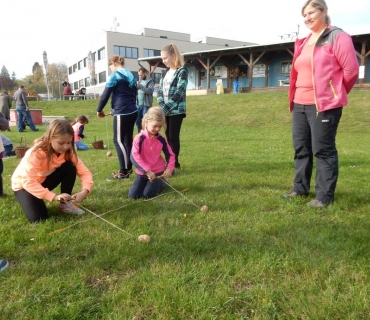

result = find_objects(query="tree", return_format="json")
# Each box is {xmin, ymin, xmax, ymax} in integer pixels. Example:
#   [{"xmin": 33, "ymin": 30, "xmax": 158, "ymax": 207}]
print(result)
[
  {"xmin": 32, "ymin": 62, "xmax": 41, "ymax": 74},
  {"xmin": 48, "ymin": 63, "xmax": 68, "ymax": 99},
  {"xmin": 0, "ymin": 65, "xmax": 15, "ymax": 91}
]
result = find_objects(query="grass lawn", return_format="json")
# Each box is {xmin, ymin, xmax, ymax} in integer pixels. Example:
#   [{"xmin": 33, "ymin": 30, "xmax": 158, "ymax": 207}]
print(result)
[{"xmin": 1, "ymin": 90, "xmax": 370, "ymax": 319}]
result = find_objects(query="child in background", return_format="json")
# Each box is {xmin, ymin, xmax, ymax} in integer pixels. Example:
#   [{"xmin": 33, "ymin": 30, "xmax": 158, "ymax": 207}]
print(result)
[
  {"xmin": 72, "ymin": 115, "xmax": 89, "ymax": 150},
  {"xmin": 11, "ymin": 119, "xmax": 93, "ymax": 223},
  {"xmin": 129, "ymin": 107, "xmax": 175, "ymax": 199},
  {"xmin": 0, "ymin": 134, "xmax": 16, "ymax": 156}
]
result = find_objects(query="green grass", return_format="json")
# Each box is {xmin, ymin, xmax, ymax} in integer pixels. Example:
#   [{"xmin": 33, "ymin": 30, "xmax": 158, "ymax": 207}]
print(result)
[{"xmin": 1, "ymin": 91, "xmax": 370, "ymax": 319}]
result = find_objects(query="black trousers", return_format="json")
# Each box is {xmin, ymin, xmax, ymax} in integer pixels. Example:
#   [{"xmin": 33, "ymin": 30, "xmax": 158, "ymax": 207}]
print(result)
[
  {"xmin": 291, "ymin": 104, "xmax": 342, "ymax": 203},
  {"xmin": 14, "ymin": 162, "xmax": 77, "ymax": 222},
  {"xmin": 113, "ymin": 113, "xmax": 137, "ymax": 174},
  {"xmin": 0, "ymin": 159, "xmax": 3, "ymax": 194},
  {"xmin": 165, "ymin": 114, "xmax": 185, "ymax": 168}
]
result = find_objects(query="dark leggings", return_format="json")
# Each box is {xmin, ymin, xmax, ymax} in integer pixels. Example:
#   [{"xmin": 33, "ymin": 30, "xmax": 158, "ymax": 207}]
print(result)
[
  {"xmin": 0, "ymin": 159, "xmax": 3, "ymax": 194},
  {"xmin": 14, "ymin": 162, "xmax": 77, "ymax": 223},
  {"xmin": 113, "ymin": 113, "xmax": 137, "ymax": 174},
  {"xmin": 165, "ymin": 114, "xmax": 184, "ymax": 168}
]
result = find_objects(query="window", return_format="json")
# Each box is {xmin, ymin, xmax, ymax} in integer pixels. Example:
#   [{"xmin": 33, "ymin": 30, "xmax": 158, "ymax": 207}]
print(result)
[
  {"xmin": 79, "ymin": 79, "xmax": 84, "ymax": 87},
  {"xmin": 98, "ymin": 47, "xmax": 106, "ymax": 60},
  {"xmin": 78, "ymin": 60, "xmax": 82, "ymax": 70},
  {"xmin": 144, "ymin": 49, "xmax": 161, "ymax": 58},
  {"xmin": 281, "ymin": 61, "xmax": 292, "ymax": 75},
  {"xmin": 85, "ymin": 77, "xmax": 90, "ymax": 87},
  {"xmin": 83, "ymin": 58, "xmax": 87, "ymax": 68},
  {"xmin": 68, "ymin": 66, "xmax": 72, "ymax": 75},
  {"xmin": 151, "ymin": 73, "xmax": 161, "ymax": 84},
  {"xmin": 98, "ymin": 71, "xmax": 106, "ymax": 83},
  {"xmin": 132, "ymin": 71, "xmax": 138, "ymax": 80},
  {"xmin": 113, "ymin": 46, "xmax": 138, "ymax": 59},
  {"xmin": 73, "ymin": 81, "xmax": 78, "ymax": 90},
  {"xmin": 73, "ymin": 64, "xmax": 77, "ymax": 73}
]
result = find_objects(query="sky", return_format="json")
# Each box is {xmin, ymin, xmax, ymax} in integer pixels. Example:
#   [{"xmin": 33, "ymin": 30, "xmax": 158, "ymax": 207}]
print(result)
[{"xmin": 2, "ymin": 0, "xmax": 370, "ymax": 79}]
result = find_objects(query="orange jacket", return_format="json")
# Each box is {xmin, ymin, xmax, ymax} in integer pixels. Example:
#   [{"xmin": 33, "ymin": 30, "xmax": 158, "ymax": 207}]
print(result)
[{"xmin": 11, "ymin": 147, "xmax": 93, "ymax": 202}]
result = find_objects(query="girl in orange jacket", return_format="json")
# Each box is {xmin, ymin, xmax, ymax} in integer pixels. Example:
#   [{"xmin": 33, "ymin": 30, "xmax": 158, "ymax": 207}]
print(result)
[{"xmin": 12, "ymin": 119, "xmax": 93, "ymax": 222}]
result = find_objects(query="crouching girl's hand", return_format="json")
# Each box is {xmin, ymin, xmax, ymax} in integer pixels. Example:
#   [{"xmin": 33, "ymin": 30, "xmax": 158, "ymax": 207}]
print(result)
[
  {"xmin": 162, "ymin": 168, "xmax": 173, "ymax": 178},
  {"xmin": 72, "ymin": 189, "xmax": 89, "ymax": 203},
  {"xmin": 53, "ymin": 193, "xmax": 72, "ymax": 202}
]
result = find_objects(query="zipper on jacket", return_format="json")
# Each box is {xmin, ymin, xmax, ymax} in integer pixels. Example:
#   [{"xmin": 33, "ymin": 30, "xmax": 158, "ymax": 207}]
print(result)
[
  {"xmin": 310, "ymin": 42, "xmax": 319, "ymax": 118},
  {"xmin": 329, "ymin": 79, "xmax": 338, "ymax": 98},
  {"xmin": 310, "ymin": 28, "xmax": 328, "ymax": 118}
]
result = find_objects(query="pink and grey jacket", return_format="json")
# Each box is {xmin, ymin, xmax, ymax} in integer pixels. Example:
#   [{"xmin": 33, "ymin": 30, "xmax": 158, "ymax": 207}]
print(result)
[
  {"xmin": 289, "ymin": 26, "xmax": 359, "ymax": 113},
  {"xmin": 130, "ymin": 129, "xmax": 175, "ymax": 175}
]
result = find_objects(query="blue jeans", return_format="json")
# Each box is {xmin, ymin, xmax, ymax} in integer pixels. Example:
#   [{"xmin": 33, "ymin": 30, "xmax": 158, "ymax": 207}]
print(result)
[
  {"xmin": 3, "ymin": 144, "xmax": 15, "ymax": 156},
  {"xmin": 136, "ymin": 105, "xmax": 149, "ymax": 133},
  {"xmin": 16, "ymin": 105, "xmax": 37, "ymax": 132},
  {"xmin": 75, "ymin": 141, "xmax": 89, "ymax": 150},
  {"xmin": 128, "ymin": 173, "xmax": 166, "ymax": 199}
]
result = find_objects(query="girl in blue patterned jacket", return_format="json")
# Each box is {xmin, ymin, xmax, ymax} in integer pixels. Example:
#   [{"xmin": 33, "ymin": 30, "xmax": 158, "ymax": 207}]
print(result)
[
  {"xmin": 157, "ymin": 43, "xmax": 188, "ymax": 169},
  {"xmin": 96, "ymin": 55, "xmax": 138, "ymax": 180}
]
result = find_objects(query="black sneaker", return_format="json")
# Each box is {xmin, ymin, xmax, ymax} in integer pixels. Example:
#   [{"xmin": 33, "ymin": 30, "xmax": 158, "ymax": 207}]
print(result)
[{"xmin": 107, "ymin": 171, "xmax": 130, "ymax": 181}]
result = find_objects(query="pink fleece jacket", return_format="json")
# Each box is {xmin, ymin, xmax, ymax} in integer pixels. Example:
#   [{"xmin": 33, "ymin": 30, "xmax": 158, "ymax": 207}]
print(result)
[
  {"xmin": 131, "ymin": 129, "xmax": 175, "ymax": 175},
  {"xmin": 289, "ymin": 26, "xmax": 359, "ymax": 112}
]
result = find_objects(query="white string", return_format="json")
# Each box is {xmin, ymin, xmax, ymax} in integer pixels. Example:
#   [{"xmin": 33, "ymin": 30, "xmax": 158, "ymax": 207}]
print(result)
[
  {"xmin": 160, "ymin": 178, "xmax": 198, "ymax": 208},
  {"xmin": 50, "ymin": 191, "xmax": 176, "ymax": 235},
  {"xmin": 77, "ymin": 203, "xmax": 134, "ymax": 236}
]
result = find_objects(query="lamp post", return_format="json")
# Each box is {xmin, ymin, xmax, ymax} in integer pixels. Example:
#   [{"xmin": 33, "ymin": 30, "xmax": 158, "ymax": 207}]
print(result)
[{"xmin": 57, "ymin": 67, "xmax": 61, "ymax": 100}]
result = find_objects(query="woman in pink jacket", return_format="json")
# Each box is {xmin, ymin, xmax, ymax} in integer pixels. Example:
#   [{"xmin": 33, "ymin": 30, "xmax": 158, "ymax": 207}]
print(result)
[{"xmin": 282, "ymin": 0, "xmax": 359, "ymax": 208}]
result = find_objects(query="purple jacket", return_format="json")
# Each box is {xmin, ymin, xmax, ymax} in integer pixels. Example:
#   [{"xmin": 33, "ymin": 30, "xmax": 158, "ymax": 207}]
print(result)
[{"xmin": 289, "ymin": 26, "xmax": 359, "ymax": 113}]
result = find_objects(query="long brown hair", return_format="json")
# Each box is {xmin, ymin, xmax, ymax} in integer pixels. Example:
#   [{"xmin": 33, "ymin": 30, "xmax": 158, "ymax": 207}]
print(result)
[
  {"xmin": 31, "ymin": 119, "xmax": 77, "ymax": 168},
  {"xmin": 161, "ymin": 43, "xmax": 184, "ymax": 69}
]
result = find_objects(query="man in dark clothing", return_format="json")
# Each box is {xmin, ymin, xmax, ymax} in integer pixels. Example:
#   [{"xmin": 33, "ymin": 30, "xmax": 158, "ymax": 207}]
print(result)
[{"xmin": 13, "ymin": 85, "xmax": 39, "ymax": 132}]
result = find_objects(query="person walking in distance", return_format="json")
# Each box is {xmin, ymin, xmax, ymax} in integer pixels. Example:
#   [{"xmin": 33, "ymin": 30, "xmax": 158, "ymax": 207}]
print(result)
[{"xmin": 13, "ymin": 85, "xmax": 39, "ymax": 132}]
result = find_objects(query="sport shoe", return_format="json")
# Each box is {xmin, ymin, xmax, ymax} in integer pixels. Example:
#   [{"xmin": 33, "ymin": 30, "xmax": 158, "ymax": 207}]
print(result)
[
  {"xmin": 282, "ymin": 191, "xmax": 308, "ymax": 199},
  {"xmin": 107, "ymin": 171, "xmax": 130, "ymax": 181},
  {"xmin": 306, "ymin": 199, "xmax": 329, "ymax": 208},
  {"xmin": 59, "ymin": 201, "xmax": 85, "ymax": 215},
  {"xmin": 0, "ymin": 259, "xmax": 9, "ymax": 272}
]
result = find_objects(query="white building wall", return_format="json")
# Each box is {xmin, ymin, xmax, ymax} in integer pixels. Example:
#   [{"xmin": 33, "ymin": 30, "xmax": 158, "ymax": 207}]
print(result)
[{"xmin": 67, "ymin": 28, "xmax": 247, "ymax": 95}]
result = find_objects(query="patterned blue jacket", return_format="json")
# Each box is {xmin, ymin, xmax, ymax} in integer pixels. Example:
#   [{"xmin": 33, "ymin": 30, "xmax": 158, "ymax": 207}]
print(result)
[
  {"xmin": 97, "ymin": 68, "xmax": 137, "ymax": 115},
  {"xmin": 157, "ymin": 67, "xmax": 188, "ymax": 117}
]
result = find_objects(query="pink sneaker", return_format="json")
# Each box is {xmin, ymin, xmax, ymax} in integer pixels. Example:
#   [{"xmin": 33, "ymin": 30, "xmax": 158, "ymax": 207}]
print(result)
[{"xmin": 58, "ymin": 201, "xmax": 85, "ymax": 215}]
